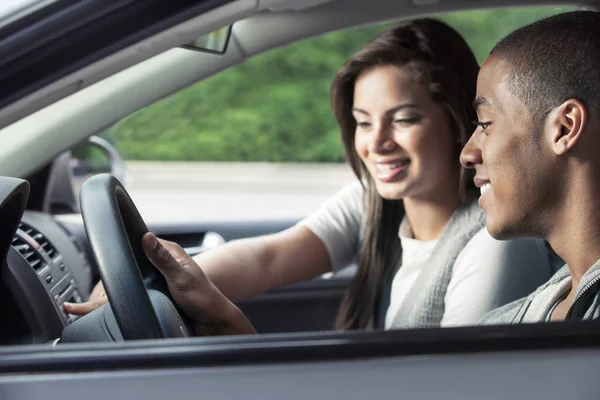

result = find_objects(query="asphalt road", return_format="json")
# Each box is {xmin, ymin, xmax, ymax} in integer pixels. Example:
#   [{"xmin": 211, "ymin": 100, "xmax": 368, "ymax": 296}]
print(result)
[{"xmin": 117, "ymin": 162, "xmax": 356, "ymax": 223}]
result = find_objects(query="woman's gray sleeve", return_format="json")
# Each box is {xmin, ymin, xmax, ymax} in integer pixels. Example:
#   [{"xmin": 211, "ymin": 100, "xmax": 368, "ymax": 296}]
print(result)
[{"xmin": 296, "ymin": 181, "xmax": 364, "ymax": 272}]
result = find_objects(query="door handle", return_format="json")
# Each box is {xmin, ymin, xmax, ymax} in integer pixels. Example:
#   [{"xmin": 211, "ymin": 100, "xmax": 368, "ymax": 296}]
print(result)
[{"xmin": 183, "ymin": 231, "xmax": 226, "ymax": 256}]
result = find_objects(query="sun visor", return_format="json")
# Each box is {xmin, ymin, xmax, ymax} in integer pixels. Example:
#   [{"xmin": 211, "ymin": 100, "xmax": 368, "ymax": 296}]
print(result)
[{"xmin": 260, "ymin": 0, "xmax": 338, "ymax": 12}]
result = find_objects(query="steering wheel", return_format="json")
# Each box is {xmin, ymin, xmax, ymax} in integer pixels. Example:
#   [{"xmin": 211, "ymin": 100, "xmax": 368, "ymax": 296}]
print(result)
[{"xmin": 63, "ymin": 173, "xmax": 192, "ymax": 341}]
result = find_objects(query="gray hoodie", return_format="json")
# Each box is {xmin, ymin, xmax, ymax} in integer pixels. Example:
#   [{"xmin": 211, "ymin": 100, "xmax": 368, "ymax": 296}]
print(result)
[{"xmin": 480, "ymin": 259, "xmax": 600, "ymax": 324}]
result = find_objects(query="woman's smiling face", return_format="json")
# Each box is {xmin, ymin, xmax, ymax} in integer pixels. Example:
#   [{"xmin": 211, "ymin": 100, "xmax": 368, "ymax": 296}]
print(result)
[{"xmin": 353, "ymin": 64, "xmax": 459, "ymax": 201}]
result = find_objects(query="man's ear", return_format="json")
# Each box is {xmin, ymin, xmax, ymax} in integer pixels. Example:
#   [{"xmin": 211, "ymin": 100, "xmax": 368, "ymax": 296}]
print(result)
[{"xmin": 549, "ymin": 99, "xmax": 588, "ymax": 156}]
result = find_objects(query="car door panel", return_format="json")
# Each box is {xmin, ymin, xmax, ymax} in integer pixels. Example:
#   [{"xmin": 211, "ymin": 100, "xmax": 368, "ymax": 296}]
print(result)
[
  {"xmin": 151, "ymin": 219, "xmax": 299, "ymax": 243},
  {"xmin": 2, "ymin": 323, "xmax": 599, "ymax": 400},
  {"xmin": 236, "ymin": 275, "xmax": 352, "ymax": 333},
  {"xmin": 3, "ymin": 350, "xmax": 597, "ymax": 400}
]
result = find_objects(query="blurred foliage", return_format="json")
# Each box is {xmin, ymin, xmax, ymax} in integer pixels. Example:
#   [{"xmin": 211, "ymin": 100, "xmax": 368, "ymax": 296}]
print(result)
[
  {"xmin": 71, "ymin": 142, "xmax": 112, "ymax": 170},
  {"xmin": 104, "ymin": 6, "xmax": 576, "ymax": 162}
]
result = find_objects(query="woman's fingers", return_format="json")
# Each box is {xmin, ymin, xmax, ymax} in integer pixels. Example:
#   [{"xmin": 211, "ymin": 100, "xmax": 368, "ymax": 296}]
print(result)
[
  {"xmin": 63, "ymin": 293, "xmax": 107, "ymax": 315},
  {"xmin": 89, "ymin": 280, "xmax": 106, "ymax": 299},
  {"xmin": 63, "ymin": 280, "xmax": 107, "ymax": 315}
]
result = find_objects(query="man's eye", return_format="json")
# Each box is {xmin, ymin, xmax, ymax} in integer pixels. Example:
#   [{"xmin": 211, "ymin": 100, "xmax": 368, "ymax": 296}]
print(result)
[{"xmin": 472, "ymin": 120, "xmax": 492, "ymax": 131}]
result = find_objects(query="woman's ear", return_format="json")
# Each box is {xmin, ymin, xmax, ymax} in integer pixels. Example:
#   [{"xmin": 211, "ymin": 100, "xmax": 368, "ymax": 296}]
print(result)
[{"xmin": 549, "ymin": 99, "xmax": 588, "ymax": 156}]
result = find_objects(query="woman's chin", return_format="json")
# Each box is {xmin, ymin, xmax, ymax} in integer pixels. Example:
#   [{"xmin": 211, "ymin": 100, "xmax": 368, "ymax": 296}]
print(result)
[{"xmin": 374, "ymin": 181, "xmax": 407, "ymax": 200}]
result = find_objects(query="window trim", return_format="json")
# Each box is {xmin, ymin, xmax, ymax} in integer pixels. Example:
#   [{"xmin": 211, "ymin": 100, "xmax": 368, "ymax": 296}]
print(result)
[{"xmin": 1, "ymin": 321, "xmax": 600, "ymax": 374}]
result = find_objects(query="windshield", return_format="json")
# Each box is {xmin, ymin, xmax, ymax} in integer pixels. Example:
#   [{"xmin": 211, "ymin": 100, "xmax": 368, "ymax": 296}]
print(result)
[{"xmin": 0, "ymin": 0, "xmax": 58, "ymax": 27}]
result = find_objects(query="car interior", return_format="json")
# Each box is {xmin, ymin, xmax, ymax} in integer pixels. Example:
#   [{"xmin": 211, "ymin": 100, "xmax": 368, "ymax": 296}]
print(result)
[{"xmin": 1, "ymin": 0, "xmax": 600, "ymax": 398}]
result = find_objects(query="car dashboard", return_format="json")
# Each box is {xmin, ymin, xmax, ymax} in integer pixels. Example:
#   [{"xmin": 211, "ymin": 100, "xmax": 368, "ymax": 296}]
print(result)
[{"xmin": 1, "ymin": 210, "xmax": 93, "ymax": 345}]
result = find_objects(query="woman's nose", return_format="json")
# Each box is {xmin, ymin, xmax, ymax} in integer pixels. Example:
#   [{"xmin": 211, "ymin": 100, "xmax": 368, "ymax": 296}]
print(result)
[{"xmin": 368, "ymin": 125, "xmax": 396, "ymax": 153}]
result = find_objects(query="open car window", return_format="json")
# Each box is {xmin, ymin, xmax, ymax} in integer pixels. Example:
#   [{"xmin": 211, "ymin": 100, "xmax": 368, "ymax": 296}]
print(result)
[{"xmin": 76, "ymin": 6, "xmax": 576, "ymax": 223}]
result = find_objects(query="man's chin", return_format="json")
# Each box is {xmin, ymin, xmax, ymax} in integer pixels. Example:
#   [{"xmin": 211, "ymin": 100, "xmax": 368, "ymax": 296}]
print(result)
[
  {"xmin": 484, "ymin": 213, "xmax": 506, "ymax": 238},
  {"xmin": 485, "ymin": 216, "xmax": 528, "ymax": 241}
]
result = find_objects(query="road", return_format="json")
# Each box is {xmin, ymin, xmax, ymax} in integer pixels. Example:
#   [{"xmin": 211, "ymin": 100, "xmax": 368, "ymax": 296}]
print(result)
[{"xmin": 117, "ymin": 162, "xmax": 356, "ymax": 223}]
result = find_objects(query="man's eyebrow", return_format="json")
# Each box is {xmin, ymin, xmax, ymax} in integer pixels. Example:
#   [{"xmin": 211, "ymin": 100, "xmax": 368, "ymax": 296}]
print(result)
[
  {"xmin": 352, "ymin": 103, "xmax": 419, "ymax": 115},
  {"xmin": 473, "ymin": 97, "xmax": 491, "ymax": 112}
]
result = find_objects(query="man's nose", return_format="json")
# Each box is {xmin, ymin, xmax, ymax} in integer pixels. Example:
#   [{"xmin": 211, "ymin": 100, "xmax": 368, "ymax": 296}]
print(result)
[{"xmin": 460, "ymin": 133, "xmax": 482, "ymax": 169}]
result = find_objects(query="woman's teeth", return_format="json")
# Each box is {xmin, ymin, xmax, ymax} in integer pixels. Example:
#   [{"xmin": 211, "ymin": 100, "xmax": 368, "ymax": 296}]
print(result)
[
  {"xmin": 378, "ymin": 163, "xmax": 401, "ymax": 171},
  {"xmin": 480, "ymin": 183, "xmax": 491, "ymax": 196},
  {"xmin": 376, "ymin": 160, "xmax": 410, "ymax": 171}
]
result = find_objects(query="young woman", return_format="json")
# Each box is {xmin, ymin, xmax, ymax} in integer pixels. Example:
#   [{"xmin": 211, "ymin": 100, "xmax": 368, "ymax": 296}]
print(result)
[{"xmin": 67, "ymin": 19, "xmax": 554, "ymax": 333}]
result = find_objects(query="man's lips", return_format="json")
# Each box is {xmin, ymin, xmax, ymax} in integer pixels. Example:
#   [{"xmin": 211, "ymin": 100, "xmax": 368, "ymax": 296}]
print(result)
[
  {"xmin": 479, "ymin": 182, "xmax": 491, "ymax": 196},
  {"xmin": 473, "ymin": 177, "xmax": 491, "ymax": 188},
  {"xmin": 474, "ymin": 177, "xmax": 491, "ymax": 207}
]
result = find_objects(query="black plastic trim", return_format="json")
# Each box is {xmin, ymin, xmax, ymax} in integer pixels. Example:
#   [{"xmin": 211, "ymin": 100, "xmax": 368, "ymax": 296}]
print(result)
[
  {"xmin": 0, "ymin": 178, "xmax": 29, "ymax": 264},
  {"xmin": 262, "ymin": 274, "xmax": 350, "ymax": 294},
  {"xmin": 2, "ymin": 320, "xmax": 600, "ymax": 373},
  {"xmin": 0, "ymin": 0, "xmax": 82, "ymax": 41},
  {"xmin": 3, "ymin": 248, "xmax": 64, "ymax": 343},
  {"xmin": 0, "ymin": 0, "xmax": 233, "ymax": 110}
]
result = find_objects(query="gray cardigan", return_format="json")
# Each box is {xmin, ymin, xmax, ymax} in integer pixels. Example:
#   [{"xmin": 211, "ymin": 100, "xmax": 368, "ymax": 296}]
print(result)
[
  {"xmin": 480, "ymin": 259, "xmax": 600, "ymax": 324},
  {"xmin": 389, "ymin": 197, "xmax": 486, "ymax": 328}
]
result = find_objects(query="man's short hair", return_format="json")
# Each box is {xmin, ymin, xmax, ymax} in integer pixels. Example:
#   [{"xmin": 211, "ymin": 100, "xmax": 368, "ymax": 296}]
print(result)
[{"xmin": 490, "ymin": 11, "xmax": 600, "ymax": 125}]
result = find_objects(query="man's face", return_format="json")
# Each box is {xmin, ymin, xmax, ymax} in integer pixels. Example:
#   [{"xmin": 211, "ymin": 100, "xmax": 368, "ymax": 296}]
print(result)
[{"xmin": 460, "ymin": 56, "xmax": 556, "ymax": 239}]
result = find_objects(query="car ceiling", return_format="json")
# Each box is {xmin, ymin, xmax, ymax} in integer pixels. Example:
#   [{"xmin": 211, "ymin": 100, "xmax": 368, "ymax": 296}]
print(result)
[{"xmin": 0, "ymin": 0, "xmax": 594, "ymax": 178}]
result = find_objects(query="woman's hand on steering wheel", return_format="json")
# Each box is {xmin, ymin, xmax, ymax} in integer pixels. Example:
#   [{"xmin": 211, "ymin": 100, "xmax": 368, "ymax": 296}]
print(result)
[
  {"xmin": 63, "ymin": 233, "xmax": 256, "ymax": 336},
  {"xmin": 64, "ymin": 280, "xmax": 108, "ymax": 315}
]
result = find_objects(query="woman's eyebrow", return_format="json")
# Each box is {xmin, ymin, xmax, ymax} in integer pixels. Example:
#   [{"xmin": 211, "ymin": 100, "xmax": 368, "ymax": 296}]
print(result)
[
  {"xmin": 351, "ymin": 107, "xmax": 369, "ymax": 115},
  {"xmin": 386, "ymin": 103, "xmax": 419, "ymax": 115},
  {"xmin": 352, "ymin": 103, "xmax": 419, "ymax": 115}
]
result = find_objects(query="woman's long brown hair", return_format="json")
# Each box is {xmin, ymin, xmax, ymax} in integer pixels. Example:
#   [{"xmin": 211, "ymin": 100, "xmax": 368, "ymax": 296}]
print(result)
[{"xmin": 331, "ymin": 19, "xmax": 479, "ymax": 330}]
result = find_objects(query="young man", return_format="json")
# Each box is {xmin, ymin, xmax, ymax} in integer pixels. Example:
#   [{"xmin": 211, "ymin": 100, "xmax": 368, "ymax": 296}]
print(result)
[{"xmin": 460, "ymin": 10, "xmax": 600, "ymax": 323}]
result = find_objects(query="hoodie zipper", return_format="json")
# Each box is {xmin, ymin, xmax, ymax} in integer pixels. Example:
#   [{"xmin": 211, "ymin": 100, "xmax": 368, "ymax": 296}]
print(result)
[
  {"xmin": 565, "ymin": 275, "xmax": 600, "ymax": 319},
  {"xmin": 510, "ymin": 272, "xmax": 572, "ymax": 323}
]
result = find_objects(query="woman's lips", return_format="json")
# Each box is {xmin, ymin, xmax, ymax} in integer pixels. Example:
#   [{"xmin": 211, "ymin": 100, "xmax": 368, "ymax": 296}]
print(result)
[{"xmin": 375, "ymin": 160, "xmax": 410, "ymax": 182}]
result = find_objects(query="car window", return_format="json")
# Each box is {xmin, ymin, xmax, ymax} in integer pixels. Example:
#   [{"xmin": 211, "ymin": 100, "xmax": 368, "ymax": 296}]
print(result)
[{"xmin": 72, "ymin": 5, "xmax": 576, "ymax": 224}]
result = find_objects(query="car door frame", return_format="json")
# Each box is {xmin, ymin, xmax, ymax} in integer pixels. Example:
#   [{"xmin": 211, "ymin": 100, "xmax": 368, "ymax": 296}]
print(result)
[{"xmin": 1, "ymin": 321, "xmax": 600, "ymax": 399}]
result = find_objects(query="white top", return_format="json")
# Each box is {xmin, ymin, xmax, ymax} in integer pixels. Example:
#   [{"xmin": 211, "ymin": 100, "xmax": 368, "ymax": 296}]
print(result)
[
  {"xmin": 298, "ymin": 181, "xmax": 554, "ymax": 328},
  {"xmin": 384, "ymin": 235, "xmax": 438, "ymax": 329}
]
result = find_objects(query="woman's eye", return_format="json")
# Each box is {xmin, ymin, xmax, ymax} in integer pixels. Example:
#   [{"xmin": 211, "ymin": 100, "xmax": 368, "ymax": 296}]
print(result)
[
  {"xmin": 394, "ymin": 117, "xmax": 419, "ymax": 126},
  {"xmin": 357, "ymin": 121, "xmax": 371, "ymax": 128}
]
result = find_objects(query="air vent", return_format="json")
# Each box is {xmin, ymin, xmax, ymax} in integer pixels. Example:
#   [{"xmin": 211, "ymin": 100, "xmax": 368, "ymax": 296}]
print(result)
[
  {"xmin": 11, "ymin": 235, "xmax": 45, "ymax": 271},
  {"xmin": 18, "ymin": 222, "xmax": 58, "ymax": 260}
]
